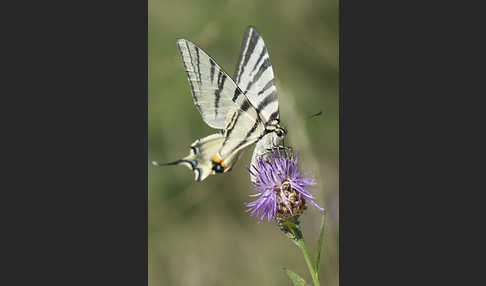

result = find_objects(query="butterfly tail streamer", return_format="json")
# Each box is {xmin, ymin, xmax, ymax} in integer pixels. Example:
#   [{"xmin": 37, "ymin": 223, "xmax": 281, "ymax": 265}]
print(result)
[
  {"xmin": 152, "ymin": 156, "xmax": 203, "ymax": 181},
  {"xmin": 152, "ymin": 133, "xmax": 232, "ymax": 182},
  {"xmin": 152, "ymin": 160, "xmax": 185, "ymax": 166}
]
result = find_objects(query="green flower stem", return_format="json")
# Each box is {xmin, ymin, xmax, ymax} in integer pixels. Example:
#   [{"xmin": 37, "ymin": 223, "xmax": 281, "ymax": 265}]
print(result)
[
  {"xmin": 279, "ymin": 218, "xmax": 321, "ymax": 286},
  {"xmin": 315, "ymin": 211, "xmax": 326, "ymax": 273},
  {"xmin": 297, "ymin": 238, "xmax": 320, "ymax": 286}
]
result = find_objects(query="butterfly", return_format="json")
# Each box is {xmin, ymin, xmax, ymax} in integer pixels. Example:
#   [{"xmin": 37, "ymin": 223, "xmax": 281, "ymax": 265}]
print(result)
[{"xmin": 152, "ymin": 26, "xmax": 286, "ymax": 182}]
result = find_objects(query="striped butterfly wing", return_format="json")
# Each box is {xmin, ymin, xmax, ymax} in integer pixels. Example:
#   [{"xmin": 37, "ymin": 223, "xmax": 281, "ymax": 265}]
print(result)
[
  {"xmin": 155, "ymin": 39, "xmax": 267, "ymax": 181},
  {"xmin": 177, "ymin": 38, "xmax": 266, "ymax": 156},
  {"xmin": 234, "ymin": 27, "xmax": 284, "ymax": 182},
  {"xmin": 153, "ymin": 133, "xmax": 244, "ymax": 182},
  {"xmin": 153, "ymin": 133, "xmax": 224, "ymax": 181},
  {"xmin": 217, "ymin": 98, "xmax": 267, "ymax": 162},
  {"xmin": 234, "ymin": 26, "xmax": 279, "ymax": 124},
  {"xmin": 249, "ymin": 132, "xmax": 284, "ymax": 182},
  {"xmin": 177, "ymin": 39, "xmax": 248, "ymax": 130}
]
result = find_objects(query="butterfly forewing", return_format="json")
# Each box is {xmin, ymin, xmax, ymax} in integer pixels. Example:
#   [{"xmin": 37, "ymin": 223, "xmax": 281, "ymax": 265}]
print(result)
[
  {"xmin": 177, "ymin": 39, "xmax": 258, "ymax": 130},
  {"xmin": 234, "ymin": 26, "xmax": 279, "ymax": 124}
]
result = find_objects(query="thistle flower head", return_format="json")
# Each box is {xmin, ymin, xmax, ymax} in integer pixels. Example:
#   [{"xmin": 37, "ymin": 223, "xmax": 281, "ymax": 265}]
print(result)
[{"xmin": 246, "ymin": 147, "xmax": 323, "ymax": 223}]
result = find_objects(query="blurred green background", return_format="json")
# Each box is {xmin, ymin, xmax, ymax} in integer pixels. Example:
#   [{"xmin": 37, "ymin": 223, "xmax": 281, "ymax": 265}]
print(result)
[{"xmin": 149, "ymin": 0, "xmax": 338, "ymax": 285}]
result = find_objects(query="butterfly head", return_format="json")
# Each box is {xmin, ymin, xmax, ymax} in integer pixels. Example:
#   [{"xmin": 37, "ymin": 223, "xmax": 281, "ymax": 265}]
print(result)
[
  {"xmin": 266, "ymin": 120, "xmax": 287, "ymax": 138},
  {"xmin": 275, "ymin": 126, "xmax": 287, "ymax": 138}
]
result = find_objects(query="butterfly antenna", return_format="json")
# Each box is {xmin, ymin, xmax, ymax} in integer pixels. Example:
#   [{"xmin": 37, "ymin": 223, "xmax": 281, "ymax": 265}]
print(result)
[{"xmin": 308, "ymin": 109, "xmax": 323, "ymax": 119}]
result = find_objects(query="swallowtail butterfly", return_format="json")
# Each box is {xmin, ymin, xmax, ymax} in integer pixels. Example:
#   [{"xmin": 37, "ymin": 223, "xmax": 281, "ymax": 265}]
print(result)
[{"xmin": 153, "ymin": 26, "xmax": 286, "ymax": 182}]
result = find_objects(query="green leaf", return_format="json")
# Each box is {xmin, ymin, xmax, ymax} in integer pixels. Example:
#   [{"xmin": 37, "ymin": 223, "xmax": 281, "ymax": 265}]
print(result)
[
  {"xmin": 281, "ymin": 220, "xmax": 299, "ymax": 230},
  {"xmin": 284, "ymin": 268, "xmax": 308, "ymax": 286},
  {"xmin": 315, "ymin": 211, "xmax": 327, "ymax": 273}
]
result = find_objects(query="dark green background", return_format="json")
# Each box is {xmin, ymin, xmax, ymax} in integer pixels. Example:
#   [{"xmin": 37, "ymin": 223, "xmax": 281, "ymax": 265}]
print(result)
[{"xmin": 149, "ymin": 0, "xmax": 338, "ymax": 285}]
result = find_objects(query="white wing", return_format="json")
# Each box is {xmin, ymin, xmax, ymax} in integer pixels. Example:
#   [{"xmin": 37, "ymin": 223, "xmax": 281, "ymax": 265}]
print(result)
[
  {"xmin": 155, "ymin": 38, "xmax": 269, "ymax": 181},
  {"xmin": 153, "ymin": 133, "xmax": 246, "ymax": 182},
  {"xmin": 249, "ymin": 132, "xmax": 283, "ymax": 182},
  {"xmin": 177, "ymin": 39, "xmax": 247, "ymax": 129},
  {"xmin": 234, "ymin": 26, "xmax": 279, "ymax": 124},
  {"xmin": 218, "ymin": 102, "xmax": 266, "ymax": 161}
]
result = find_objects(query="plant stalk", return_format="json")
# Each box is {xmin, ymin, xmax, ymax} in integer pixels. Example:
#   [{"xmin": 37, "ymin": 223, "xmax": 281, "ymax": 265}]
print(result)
[{"xmin": 297, "ymin": 238, "xmax": 320, "ymax": 286}]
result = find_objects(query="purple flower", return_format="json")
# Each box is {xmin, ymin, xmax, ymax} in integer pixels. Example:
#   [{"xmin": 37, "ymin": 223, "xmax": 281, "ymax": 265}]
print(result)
[{"xmin": 246, "ymin": 148, "xmax": 324, "ymax": 223}]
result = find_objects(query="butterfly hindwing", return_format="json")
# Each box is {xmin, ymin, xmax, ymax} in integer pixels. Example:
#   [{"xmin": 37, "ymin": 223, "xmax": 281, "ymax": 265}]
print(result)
[
  {"xmin": 152, "ymin": 133, "xmax": 245, "ymax": 182},
  {"xmin": 217, "ymin": 97, "xmax": 266, "ymax": 162}
]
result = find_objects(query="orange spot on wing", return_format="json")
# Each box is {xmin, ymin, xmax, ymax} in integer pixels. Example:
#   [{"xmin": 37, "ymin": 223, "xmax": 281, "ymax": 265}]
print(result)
[
  {"xmin": 211, "ymin": 154, "xmax": 221, "ymax": 163},
  {"xmin": 211, "ymin": 154, "xmax": 227, "ymax": 169}
]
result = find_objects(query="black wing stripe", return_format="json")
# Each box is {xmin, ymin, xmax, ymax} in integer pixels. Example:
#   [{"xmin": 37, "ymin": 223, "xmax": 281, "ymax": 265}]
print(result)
[
  {"xmin": 185, "ymin": 41, "xmax": 197, "ymax": 79},
  {"xmin": 256, "ymin": 90, "xmax": 277, "ymax": 112},
  {"xmin": 233, "ymin": 119, "xmax": 261, "ymax": 151},
  {"xmin": 252, "ymin": 46, "xmax": 267, "ymax": 72},
  {"xmin": 232, "ymin": 88, "xmax": 242, "ymax": 102},
  {"xmin": 195, "ymin": 46, "xmax": 202, "ymax": 83},
  {"xmin": 214, "ymin": 71, "xmax": 227, "ymax": 117},
  {"xmin": 209, "ymin": 58, "xmax": 216, "ymax": 83},
  {"xmin": 236, "ymin": 29, "xmax": 259, "ymax": 85},
  {"xmin": 245, "ymin": 58, "xmax": 271, "ymax": 92},
  {"xmin": 258, "ymin": 79, "xmax": 275, "ymax": 96},
  {"xmin": 240, "ymin": 99, "xmax": 251, "ymax": 112},
  {"xmin": 268, "ymin": 110, "xmax": 279, "ymax": 122}
]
